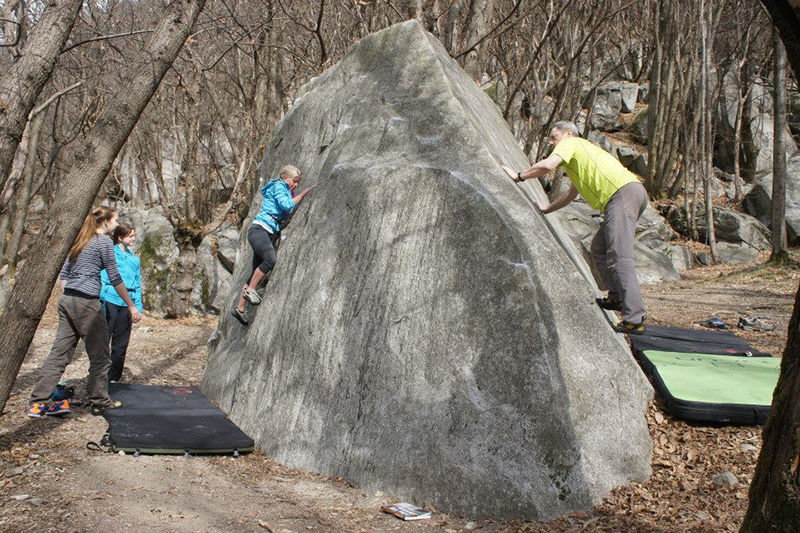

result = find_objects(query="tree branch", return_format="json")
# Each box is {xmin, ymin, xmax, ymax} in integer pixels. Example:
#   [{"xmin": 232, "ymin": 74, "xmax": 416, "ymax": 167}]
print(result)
[
  {"xmin": 29, "ymin": 81, "xmax": 82, "ymax": 119},
  {"xmin": 60, "ymin": 29, "xmax": 154, "ymax": 54}
]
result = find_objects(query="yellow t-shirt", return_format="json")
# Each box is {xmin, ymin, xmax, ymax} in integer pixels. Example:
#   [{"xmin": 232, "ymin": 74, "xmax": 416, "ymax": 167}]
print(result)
[{"xmin": 551, "ymin": 137, "xmax": 640, "ymax": 212}]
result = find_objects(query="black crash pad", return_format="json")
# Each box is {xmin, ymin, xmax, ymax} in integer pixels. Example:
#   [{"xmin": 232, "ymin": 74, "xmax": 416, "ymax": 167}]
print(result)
[
  {"xmin": 630, "ymin": 324, "xmax": 770, "ymax": 357},
  {"xmin": 104, "ymin": 383, "xmax": 254, "ymax": 455}
]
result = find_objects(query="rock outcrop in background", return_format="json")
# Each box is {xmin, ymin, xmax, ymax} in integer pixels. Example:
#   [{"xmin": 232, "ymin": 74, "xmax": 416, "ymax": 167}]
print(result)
[
  {"xmin": 744, "ymin": 155, "xmax": 800, "ymax": 245},
  {"xmin": 203, "ymin": 21, "xmax": 652, "ymax": 520}
]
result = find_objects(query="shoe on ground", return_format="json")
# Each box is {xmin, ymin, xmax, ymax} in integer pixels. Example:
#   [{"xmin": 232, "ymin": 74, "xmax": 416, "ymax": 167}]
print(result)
[
  {"xmin": 615, "ymin": 320, "xmax": 646, "ymax": 334},
  {"xmin": 45, "ymin": 399, "xmax": 71, "ymax": 416},
  {"xmin": 242, "ymin": 288, "xmax": 261, "ymax": 306},
  {"xmin": 699, "ymin": 315, "xmax": 727, "ymax": 329},
  {"xmin": 89, "ymin": 399, "xmax": 122, "ymax": 416},
  {"xmin": 27, "ymin": 402, "xmax": 49, "ymax": 418},
  {"xmin": 230, "ymin": 307, "xmax": 249, "ymax": 326},
  {"xmin": 596, "ymin": 296, "xmax": 623, "ymax": 311},
  {"xmin": 737, "ymin": 317, "xmax": 776, "ymax": 332}
]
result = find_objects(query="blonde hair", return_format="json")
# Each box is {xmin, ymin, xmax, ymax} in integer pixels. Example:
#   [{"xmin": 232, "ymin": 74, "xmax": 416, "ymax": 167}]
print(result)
[
  {"xmin": 69, "ymin": 206, "xmax": 116, "ymax": 261},
  {"xmin": 278, "ymin": 165, "xmax": 301, "ymax": 181}
]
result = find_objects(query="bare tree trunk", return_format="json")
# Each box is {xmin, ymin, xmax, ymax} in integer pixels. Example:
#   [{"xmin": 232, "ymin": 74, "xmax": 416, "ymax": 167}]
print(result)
[
  {"xmin": 4, "ymin": 113, "xmax": 44, "ymax": 270},
  {"xmin": 770, "ymin": 29, "xmax": 788, "ymax": 263},
  {"xmin": 732, "ymin": 86, "xmax": 745, "ymax": 202},
  {"xmin": 460, "ymin": 0, "xmax": 496, "ymax": 81},
  {"xmin": 701, "ymin": 0, "xmax": 717, "ymax": 263},
  {"xmin": 0, "ymin": 0, "xmax": 206, "ymax": 415},
  {"xmin": 0, "ymin": 0, "xmax": 83, "ymax": 192},
  {"xmin": 740, "ymin": 281, "xmax": 800, "ymax": 532},
  {"xmin": 0, "ymin": 209, "xmax": 9, "ymax": 262}
]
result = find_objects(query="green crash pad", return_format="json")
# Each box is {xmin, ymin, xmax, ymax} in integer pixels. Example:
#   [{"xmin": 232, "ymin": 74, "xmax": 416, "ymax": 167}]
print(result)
[{"xmin": 640, "ymin": 350, "xmax": 780, "ymax": 424}]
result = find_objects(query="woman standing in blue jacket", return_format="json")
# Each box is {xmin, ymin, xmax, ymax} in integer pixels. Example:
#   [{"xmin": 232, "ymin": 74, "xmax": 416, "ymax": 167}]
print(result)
[
  {"xmin": 231, "ymin": 164, "xmax": 312, "ymax": 326},
  {"xmin": 100, "ymin": 222, "xmax": 144, "ymax": 381}
]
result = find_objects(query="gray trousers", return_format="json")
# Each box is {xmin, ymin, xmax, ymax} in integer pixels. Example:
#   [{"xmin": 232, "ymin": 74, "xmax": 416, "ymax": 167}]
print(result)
[
  {"xmin": 591, "ymin": 182, "xmax": 648, "ymax": 323},
  {"xmin": 30, "ymin": 295, "xmax": 111, "ymax": 403}
]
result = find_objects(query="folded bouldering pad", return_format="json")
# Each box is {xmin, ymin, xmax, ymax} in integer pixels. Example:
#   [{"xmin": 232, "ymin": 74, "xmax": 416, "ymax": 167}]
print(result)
[
  {"xmin": 630, "ymin": 324, "xmax": 770, "ymax": 357},
  {"xmin": 629, "ymin": 326, "xmax": 779, "ymax": 425},
  {"xmin": 634, "ymin": 350, "xmax": 779, "ymax": 424},
  {"xmin": 104, "ymin": 383, "xmax": 254, "ymax": 455}
]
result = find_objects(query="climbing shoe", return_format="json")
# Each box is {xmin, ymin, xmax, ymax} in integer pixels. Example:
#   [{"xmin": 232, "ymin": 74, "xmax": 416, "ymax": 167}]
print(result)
[
  {"xmin": 615, "ymin": 320, "xmax": 646, "ymax": 334},
  {"xmin": 89, "ymin": 399, "xmax": 122, "ymax": 416},
  {"xmin": 596, "ymin": 296, "xmax": 623, "ymax": 311},
  {"xmin": 737, "ymin": 317, "xmax": 776, "ymax": 332},
  {"xmin": 242, "ymin": 288, "xmax": 261, "ymax": 306},
  {"xmin": 27, "ymin": 402, "xmax": 49, "ymax": 418},
  {"xmin": 45, "ymin": 399, "xmax": 71, "ymax": 416},
  {"xmin": 230, "ymin": 307, "xmax": 249, "ymax": 326}
]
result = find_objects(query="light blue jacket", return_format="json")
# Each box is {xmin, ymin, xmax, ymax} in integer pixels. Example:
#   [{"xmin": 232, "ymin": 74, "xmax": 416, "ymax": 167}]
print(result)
[
  {"xmin": 253, "ymin": 178, "xmax": 296, "ymax": 233},
  {"xmin": 100, "ymin": 245, "xmax": 143, "ymax": 312}
]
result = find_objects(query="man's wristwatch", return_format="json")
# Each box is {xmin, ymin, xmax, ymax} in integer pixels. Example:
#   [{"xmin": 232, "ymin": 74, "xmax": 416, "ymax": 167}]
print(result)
[{"xmin": 517, "ymin": 172, "xmax": 523, "ymax": 182}]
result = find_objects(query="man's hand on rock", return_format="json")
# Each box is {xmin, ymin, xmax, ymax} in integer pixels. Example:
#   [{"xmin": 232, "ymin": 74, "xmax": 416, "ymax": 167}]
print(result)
[{"xmin": 500, "ymin": 164, "xmax": 523, "ymax": 183}]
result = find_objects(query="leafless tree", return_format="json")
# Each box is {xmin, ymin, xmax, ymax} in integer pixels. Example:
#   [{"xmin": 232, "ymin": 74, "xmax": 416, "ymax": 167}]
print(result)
[
  {"xmin": 0, "ymin": 0, "xmax": 83, "ymax": 193},
  {"xmin": 0, "ymin": 0, "xmax": 207, "ymax": 414}
]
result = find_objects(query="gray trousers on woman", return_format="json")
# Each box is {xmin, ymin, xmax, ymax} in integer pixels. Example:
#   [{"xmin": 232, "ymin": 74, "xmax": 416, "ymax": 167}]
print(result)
[
  {"xmin": 30, "ymin": 294, "xmax": 111, "ymax": 404},
  {"xmin": 590, "ymin": 182, "xmax": 648, "ymax": 324}
]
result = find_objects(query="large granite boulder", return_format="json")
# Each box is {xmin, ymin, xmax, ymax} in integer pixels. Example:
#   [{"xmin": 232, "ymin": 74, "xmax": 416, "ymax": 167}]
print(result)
[
  {"xmin": 716, "ymin": 72, "xmax": 799, "ymax": 177},
  {"xmin": 668, "ymin": 205, "xmax": 771, "ymax": 250},
  {"xmin": 191, "ymin": 222, "xmax": 239, "ymax": 313},
  {"xmin": 630, "ymin": 108, "xmax": 649, "ymax": 144},
  {"xmin": 716, "ymin": 242, "xmax": 760, "ymax": 265},
  {"xmin": 616, "ymin": 144, "xmax": 649, "ymax": 178},
  {"xmin": 121, "ymin": 206, "xmax": 180, "ymax": 315},
  {"xmin": 202, "ymin": 21, "xmax": 652, "ymax": 521},
  {"xmin": 743, "ymin": 155, "xmax": 800, "ymax": 245},
  {"xmin": 587, "ymin": 129, "xmax": 615, "ymax": 154}
]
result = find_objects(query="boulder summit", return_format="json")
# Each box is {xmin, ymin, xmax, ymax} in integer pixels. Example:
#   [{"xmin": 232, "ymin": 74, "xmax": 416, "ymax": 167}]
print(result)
[{"xmin": 203, "ymin": 20, "xmax": 652, "ymax": 520}]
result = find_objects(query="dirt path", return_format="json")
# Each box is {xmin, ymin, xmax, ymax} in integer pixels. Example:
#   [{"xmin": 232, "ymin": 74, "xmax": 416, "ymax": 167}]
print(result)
[{"xmin": 1, "ymin": 262, "xmax": 797, "ymax": 532}]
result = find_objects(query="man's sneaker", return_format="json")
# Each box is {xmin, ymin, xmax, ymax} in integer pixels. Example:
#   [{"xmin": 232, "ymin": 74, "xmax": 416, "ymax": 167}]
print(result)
[
  {"xmin": 242, "ymin": 288, "xmax": 261, "ymax": 306},
  {"xmin": 45, "ymin": 399, "xmax": 70, "ymax": 416},
  {"xmin": 596, "ymin": 296, "xmax": 623, "ymax": 311},
  {"xmin": 27, "ymin": 402, "xmax": 48, "ymax": 418},
  {"xmin": 615, "ymin": 320, "xmax": 646, "ymax": 334},
  {"xmin": 230, "ymin": 307, "xmax": 249, "ymax": 326}
]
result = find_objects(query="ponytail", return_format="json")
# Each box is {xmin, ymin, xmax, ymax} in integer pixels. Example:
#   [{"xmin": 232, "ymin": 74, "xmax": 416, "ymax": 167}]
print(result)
[{"xmin": 69, "ymin": 206, "xmax": 116, "ymax": 262}]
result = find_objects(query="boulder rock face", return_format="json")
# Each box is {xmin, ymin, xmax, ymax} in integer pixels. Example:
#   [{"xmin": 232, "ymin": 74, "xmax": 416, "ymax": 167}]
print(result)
[
  {"xmin": 202, "ymin": 21, "xmax": 652, "ymax": 520},
  {"xmin": 124, "ymin": 207, "xmax": 180, "ymax": 314},
  {"xmin": 716, "ymin": 72, "xmax": 799, "ymax": 177},
  {"xmin": 743, "ymin": 155, "xmax": 800, "ymax": 245},
  {"xmin": 191, "ymin": 222, "xmax": 239, "ymax": 313},
  {"xmin": 716, "ymin": 242, "xmax": 759, "ymax": 265},
  {"xmin": 669, "ymin": 205, "xmax": 771, "ymax": 250}
]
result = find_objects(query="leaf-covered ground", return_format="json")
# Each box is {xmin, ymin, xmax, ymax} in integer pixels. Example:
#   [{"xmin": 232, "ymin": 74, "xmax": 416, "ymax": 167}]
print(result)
[{"xmin": 0, "ymin": 258, "xmax": 797, "ymax": 532}]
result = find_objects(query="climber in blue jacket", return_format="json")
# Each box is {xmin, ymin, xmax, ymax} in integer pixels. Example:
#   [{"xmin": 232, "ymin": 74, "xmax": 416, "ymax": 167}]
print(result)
[
  {"xmin": 100, "ymin": 222, "xmax": 144, "ymax": 381},
  {"xmin": 230, "ymin": 164, "xmax": 312, "ymax": 326}
]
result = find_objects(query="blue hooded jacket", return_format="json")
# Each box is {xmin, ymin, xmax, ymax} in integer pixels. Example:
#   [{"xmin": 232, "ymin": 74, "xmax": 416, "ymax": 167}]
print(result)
[
  {"xmin": 100, "ymin": 245, "xmax": 144, "ymax": 312},
  {"xmin": 253, "ymin": 178, "xmax": 296, "ymax": 233}
]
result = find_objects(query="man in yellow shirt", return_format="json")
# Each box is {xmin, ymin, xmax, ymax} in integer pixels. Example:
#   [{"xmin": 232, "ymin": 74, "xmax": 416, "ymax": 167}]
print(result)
[{"xmin": 503, "ymin": 121, "xmax": 649, "ymax": 333}]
